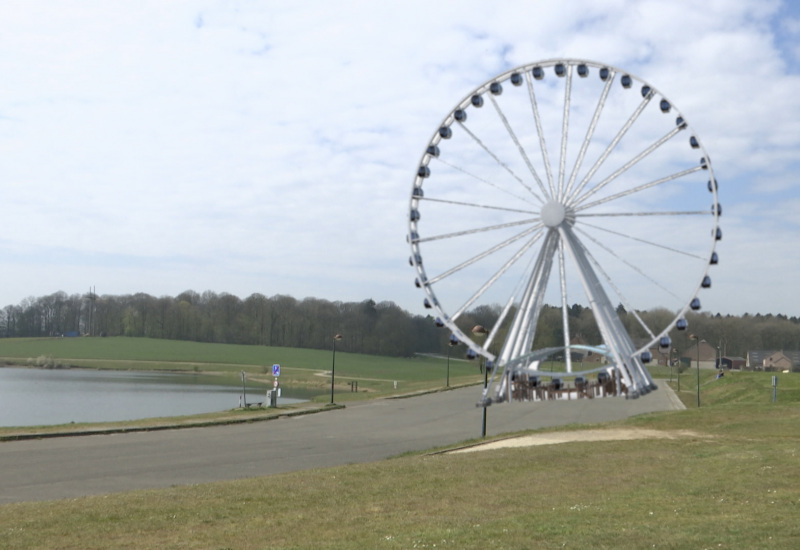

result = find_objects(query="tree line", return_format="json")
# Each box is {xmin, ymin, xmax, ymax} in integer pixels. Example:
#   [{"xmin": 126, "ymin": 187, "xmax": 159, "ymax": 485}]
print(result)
[
  {"xmin": 0, "ymin": 291, "xmax": 441, "ymax": 357},
  {"xmin": 1, "ymin": 290, "xmax": 799, "ymax": 359}
]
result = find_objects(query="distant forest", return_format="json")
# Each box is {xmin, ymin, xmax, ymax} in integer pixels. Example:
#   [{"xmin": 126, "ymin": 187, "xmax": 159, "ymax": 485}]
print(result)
[{"xmin": 2, "ymin": 290, "xmax": 799, "ymax": 358}]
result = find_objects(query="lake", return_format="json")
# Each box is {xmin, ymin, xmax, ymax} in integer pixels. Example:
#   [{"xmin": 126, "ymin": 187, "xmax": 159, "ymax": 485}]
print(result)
[{"xmin": 0, "ymin": 367, "xmax": 311, "ymax": 427}]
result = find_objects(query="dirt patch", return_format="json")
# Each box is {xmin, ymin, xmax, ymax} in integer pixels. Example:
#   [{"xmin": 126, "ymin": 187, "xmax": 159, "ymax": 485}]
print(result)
[{"xmin": 450, "ymin": 428, "xmax": 705, "ymax": 453}]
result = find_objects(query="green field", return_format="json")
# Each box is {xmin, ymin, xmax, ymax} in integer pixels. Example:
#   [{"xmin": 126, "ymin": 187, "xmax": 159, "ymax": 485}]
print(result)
[
  {"xmin": 1, "ymin": 338, "xmax": 799, "ymax": 548},
  {"xmin": 0, "ymin": 336, "xmax": 486, "ymax": 404}
]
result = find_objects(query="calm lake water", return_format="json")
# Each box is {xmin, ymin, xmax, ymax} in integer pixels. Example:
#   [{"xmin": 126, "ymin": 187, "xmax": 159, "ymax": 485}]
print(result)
[{"xmin": 0, "ymin": 367, "xmax": 310, "ymax": 427}]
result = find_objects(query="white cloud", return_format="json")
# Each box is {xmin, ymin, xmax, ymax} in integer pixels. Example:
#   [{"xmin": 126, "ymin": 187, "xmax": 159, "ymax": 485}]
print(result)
[{"xmin": 0, "ymin": 0, "xmax": 798, "ymax": 317}]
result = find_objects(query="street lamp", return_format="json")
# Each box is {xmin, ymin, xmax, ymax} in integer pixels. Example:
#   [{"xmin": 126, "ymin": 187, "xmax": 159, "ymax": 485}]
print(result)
[
  {"xmin": 446, "ymin": 334, "xmax": 459, "ymax": 387},
  {"xmin": 472, "ymin": 324, "xmax": 489, "ymax": 437},
  {"xmin": 331, "ymin": 333, "xmax": 342, "ymax": 404},
  {"xmin": 689, "ymin": 334, "xmax": 703, "ymax": 408},
  {"xmin": 669, "ymin": 348, "xmax": 675, "ymax": 383}
]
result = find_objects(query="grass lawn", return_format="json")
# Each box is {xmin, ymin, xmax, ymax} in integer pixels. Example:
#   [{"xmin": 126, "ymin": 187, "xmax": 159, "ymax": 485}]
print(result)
[
  {"xmin": 1, "ymin": 338, "xmax": 798, "ymax": 548},
  {"xmin": 0, "ymin": 336, "xmax": 486, "ymax": 405}
]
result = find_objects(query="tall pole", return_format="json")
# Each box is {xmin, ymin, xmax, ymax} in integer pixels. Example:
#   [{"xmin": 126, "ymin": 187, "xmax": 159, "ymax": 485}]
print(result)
[
  {"xmin": 447, "ymin": 336, "xmax": 459, "ymax": 387},
  {"xmin": 87, "ymin": 286, "xmax": 97, "ymax": 336},
  {"xmin": 446, "ymin": 344, "xmax": 451, "ymax": 388},
  {"xmin": 696, "ymin": 343, "xmax": 701, "ymax": 408},
  {"xmin": 482, "ymin": 359, "xmax": 489, "ymax": 437},
  {"xmin": 690, "ymin": 334, "xmax": 701, "ymax": 408},
  {"xmin": 471, "ymin": 324, "xmax": 489, "ymax": 437},
  {"xmin": 669, "ymin": 349, "xmax": 674, "ymax": 383},
  {"xmin": 331, "ymin": 334, "xmax": 342, "ymax": 404}
]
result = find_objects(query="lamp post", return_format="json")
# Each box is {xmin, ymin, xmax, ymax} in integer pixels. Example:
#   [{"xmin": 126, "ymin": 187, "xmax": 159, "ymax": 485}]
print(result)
[
  {"xmin": 669, "ymin": 348, "xmax": 675, "ymax": 383},
  {"xmin": 690, "ymin": 334, "xmax": 703, "ymax": 407},
  {"xmin": 446, "ymin": 335, "xmax": 458, "ymax": 387},
  {"xmin": 331, "ymin": 333, "xmax": 342, "ymax": 404},
  {"xmin": 241, "ymin": 370, "xmax": 247, "ymax": 408},
  {"xmin": 481, "ymin": 358, "xmax": 491, "ymax": 437},
  {"xmin": 472, "ymin": 325, "xmax": 489, "ymax": 437}
]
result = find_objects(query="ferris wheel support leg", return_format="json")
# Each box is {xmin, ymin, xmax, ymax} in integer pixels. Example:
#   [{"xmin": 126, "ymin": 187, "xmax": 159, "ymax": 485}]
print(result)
[
  {"xmin": 558, "ymin": 239, "xmax": 573, "ymax": 373},
  {"xmin": 559, "ymin": 226, "xmax": 655, "ymax": 397},
  {"xmin": 492, "ymin": 230, "xmax": 559, "ymax": 402}
]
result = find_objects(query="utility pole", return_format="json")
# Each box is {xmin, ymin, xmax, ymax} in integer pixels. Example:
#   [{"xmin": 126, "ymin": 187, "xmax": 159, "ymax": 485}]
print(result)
[
  {"xmin": 689, "ymin": 334, "xmax": 703, "ymax": 408},
  {"xmin": 87, "ymin": 286, "xmax": 97, "ymax": 336}
]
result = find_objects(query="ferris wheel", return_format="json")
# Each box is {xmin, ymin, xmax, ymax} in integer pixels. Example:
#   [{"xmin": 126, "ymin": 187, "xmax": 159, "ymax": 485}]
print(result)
[{"xmin": 407, "ymin": 59, "xmax": 720, "ymax": 404}]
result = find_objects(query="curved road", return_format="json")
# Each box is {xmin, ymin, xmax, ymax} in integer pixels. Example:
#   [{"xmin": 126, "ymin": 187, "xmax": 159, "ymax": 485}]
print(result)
[{"xmin": 0, "ymin": 385, "xmax": 683, "ymax": 503}]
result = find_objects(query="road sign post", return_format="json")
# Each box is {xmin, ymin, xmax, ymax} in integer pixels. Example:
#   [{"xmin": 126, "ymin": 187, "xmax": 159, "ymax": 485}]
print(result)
[
  {"xmin": 241, "ymin": 371, "xmax": 247, "ymax": 408},
  {"xmin": 269, "ymin": 364, "xmax": 280, "ymax": 408}
]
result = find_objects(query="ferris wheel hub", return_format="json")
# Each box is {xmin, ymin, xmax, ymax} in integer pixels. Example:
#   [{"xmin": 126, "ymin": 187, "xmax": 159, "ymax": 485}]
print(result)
[{"xmin": 541, "ymin": 201, "xmax": 566, "ymax": 228}]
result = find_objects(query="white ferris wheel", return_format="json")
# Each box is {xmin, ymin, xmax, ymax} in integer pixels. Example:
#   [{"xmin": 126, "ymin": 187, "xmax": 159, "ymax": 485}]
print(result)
[{"xmin": 407, "ymin": 59, "xmax": 720, "ymax": 404}]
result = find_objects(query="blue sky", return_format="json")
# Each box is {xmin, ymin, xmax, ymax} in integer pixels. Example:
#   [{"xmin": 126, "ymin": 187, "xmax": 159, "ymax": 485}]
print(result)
[{"xmin": 1, "ymin": 0, "xmax": 799, "ymax": 317}]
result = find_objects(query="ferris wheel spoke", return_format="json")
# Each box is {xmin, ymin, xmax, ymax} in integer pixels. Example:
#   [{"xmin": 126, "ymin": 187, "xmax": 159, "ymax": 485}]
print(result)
[
  {"xmin": 416, "ymin": 217, "xmax": 539, "ymax": 244},
  {"xmin": 563, "ymin": 70, "xmax": 616, "ymax": 201},
  {"xmin": 571, "ymin": 125, "xmax": 684, "ymax": 208},
  {"xmin": 483, "ymin": 292, "xmax": 516, "ymax": 358},
  {"xmin": 425, "ymin": 224, "xmax": 544, "ymax": 285},
  {"xmin": 565, "ymin": 225, "xmax": 656, "ymax": 384},
  {"xmin": 576, "ymin": 220, "xmax": 706, "ymax": 260},
  {"xmin": 434, "ymin": 158, "xmax": 540, "ymax": 208},
  {"xmin": 557, "ymin": 239, "xmax": 573, "ymax": 372},
  {"xmin": 456, "ymin": 121, "xmax": 544, "ymax": 203},
  {"xmin": 449, "ymin": 229, "xmax": 546, "ymax": 321},
  {"xmin": 576, "ymin": 234, "xmax": 659, "ymax": 342},
  {"xmin": 566, "ymin": 93, "xmax": 654, "ymax": 204},
  {"xmin": 525, "ymin": 71, "xmax": 556, "ymax": 198},
  {"xmin": 574, "ymin": 225, "xmax": 682, "ymax": 302},
  {"xmin": 577, "ymin": 210, "xmax": 710, "ymax": 217},
  {"xmin": 630, "ymin": 309, "xmax": 658, "ymax": 341},
  {"xmin": 557, "ymin": 64, "xmax": 573, "ymax": 201},
  {"xmin": 573, "ymin": 165, "xmax": 704, "ymax": 213},
  {"xmin": 487, "ymin": 94, "xmax": 549, "ymax": 203},
  {"xmin": 420, "ymin": 196, "xmax": 536, "ymax": 215}
]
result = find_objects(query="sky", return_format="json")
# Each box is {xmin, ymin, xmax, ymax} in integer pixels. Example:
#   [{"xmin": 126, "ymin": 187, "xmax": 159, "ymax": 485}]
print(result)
[{"xmin": 1, "ymin": 0, "xmax": 799, "ymax": 318}]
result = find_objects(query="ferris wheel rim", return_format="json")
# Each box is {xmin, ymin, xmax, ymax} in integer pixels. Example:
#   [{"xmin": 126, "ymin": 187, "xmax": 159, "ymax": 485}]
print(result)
[{"xmin": 408, "ymin": 58, "xmax": 720, "ymax": 378}]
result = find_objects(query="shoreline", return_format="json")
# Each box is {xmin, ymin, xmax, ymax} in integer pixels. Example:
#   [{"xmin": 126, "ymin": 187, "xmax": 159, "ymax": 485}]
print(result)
[{"xmin": 0, "ymin": 401, "xmax": 344, "ymax": 442}]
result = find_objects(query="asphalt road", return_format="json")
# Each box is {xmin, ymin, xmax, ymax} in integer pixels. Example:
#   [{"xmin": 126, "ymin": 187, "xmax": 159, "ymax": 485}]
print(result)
[{"xmin": 0, "ymin": 384, "xmax": 683, "ymax": 503}]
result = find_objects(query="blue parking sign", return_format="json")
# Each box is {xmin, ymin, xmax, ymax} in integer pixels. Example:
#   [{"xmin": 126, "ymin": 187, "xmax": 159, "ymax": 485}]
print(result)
[{"xmin": 272, "ymin": 364, "xmax": 280, "ymax": 377}]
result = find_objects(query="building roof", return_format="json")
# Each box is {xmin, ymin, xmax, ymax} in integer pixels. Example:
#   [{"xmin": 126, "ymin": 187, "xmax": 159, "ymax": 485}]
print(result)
[
  {"xmin": 682, "ymin": 340, "xmax": 718, "ymax": 361},
  {"xmin": 747, "ymin": 350, "xmax": 800, "ymax": 367}
]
